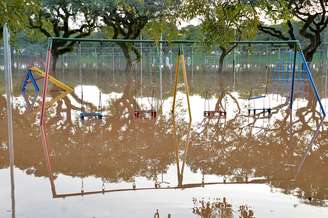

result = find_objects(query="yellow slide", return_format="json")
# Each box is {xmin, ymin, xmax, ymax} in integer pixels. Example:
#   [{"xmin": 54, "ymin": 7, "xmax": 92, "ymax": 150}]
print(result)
[{"xmin": 30, "ymin": 67, "xmax": 74, "ymax": 92}]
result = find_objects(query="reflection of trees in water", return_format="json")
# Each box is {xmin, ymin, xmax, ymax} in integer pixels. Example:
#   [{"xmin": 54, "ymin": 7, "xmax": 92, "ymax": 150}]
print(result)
[
  {"xmin": 46, "ymin": 80, "xmax": 180, "ymax": 182},
  {"xmin": 1, "ymin": 81, "xmax": 328, "ymax": 205},
  {"xmin": 188, "ymin": 91, "xmax": 328, "ymax": 205},
  {"xmin": 192, "ymin": 197, "xmax": 254, "ymax": 218},
  {"xmin": 0, "ymin": 81, "xmax": 178, "ymax": 182}
]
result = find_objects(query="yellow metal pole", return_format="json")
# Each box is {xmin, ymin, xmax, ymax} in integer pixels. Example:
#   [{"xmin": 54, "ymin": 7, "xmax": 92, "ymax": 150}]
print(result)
[
  {"xmin": 171, "ymin": 55, "xmax": 180, "ymax": 113},
  {"xmin": 180, "ymin": 55, "xmax": 192, "ymax": 122},
  {"xmin": 172, "ymin": 114, "xmax": 182, "ymax": 186},
  {"xmin": 181, "ymin": 122, "xmax": 192, "ymax": 176}
]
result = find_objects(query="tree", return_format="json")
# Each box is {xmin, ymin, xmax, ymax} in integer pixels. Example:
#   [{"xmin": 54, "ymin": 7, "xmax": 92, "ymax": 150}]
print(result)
[
  {"xmin": 255, "ymin": 0, "xmax": 328, "ymax": 62},
  {"xmin": 28, "ymin": 0, "xmax": 98, "ymax": 72},
  {"xmin": 182, "ymin": 0, "xmax": 259, "ymax": 73},
  {"xmin": 98, "ymin": 0, "xmax": 179, "ymax": 71},
  {"xmin": 0, "ymin": 0, "xmax": 36, "ymax": 39}
]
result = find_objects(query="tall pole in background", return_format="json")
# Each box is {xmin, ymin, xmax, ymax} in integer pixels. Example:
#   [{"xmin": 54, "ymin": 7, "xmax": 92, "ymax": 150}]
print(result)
[
  {"xmin": 3, "ymin": 23, "xmax": 16, "ymax": 218},
  {"xmin": 159, "ymin": 34, "xmax": 163, "ymax": 103},
  {"xmin": 140, "ymin": 35, "xmax": 143, "ymax": 97},
  {"xmin": 191, "ymin": 46, "xmax": 194, "ymax": 82},
  {"xmin": 325, "ymin": 53, "xmax": 327, "ymax": 112},
  {"xmin": 325, "ymin": 29, "xmax": 328, "ymax": 112}
]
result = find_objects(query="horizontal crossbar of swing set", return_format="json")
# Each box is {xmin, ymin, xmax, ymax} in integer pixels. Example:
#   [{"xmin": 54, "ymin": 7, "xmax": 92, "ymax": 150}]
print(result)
[
  {"xmin": 47, "ymin": 37, "xmax": 195, "ymax": 44},
  {"xmin": 47, "ymin": 37, "xmax": 301, "ymax": 46},
  {"xmin": 248, "ymin": 108, "xmax": 272, "ymax": 111},
  {"xmin": 272, "ymin": 78, "xmax": 307, "ymax": 81},
  {"xmin": 50, "ymin": 178, "xmax": 295, "ymax": 198}
]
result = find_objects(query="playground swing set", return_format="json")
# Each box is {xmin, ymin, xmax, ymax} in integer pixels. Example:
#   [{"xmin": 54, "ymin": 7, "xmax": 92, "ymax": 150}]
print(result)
[
  {"xmin": 33, "ymin": 38, "xmax": 325, "ymax": 127},
  {"xmin": 31, "ymin": 38, "xmax": 327, "ymax": 198}
]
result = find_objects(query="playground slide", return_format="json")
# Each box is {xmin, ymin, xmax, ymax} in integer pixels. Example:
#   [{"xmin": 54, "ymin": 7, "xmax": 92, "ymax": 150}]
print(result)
[{"xmin": 30, "ymin": 67, "xmax": 74, "ymax": 92}]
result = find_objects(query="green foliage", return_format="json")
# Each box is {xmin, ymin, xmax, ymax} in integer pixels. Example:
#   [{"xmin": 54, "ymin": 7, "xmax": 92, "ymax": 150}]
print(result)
[
  {"xmin": 29, "ymin": 0, "xmax": 98, "ymax": 39},
  {"xmin": 256, "ymin": 0, "xmax": 293, "ymax": 23},
  {"xmin": 179, "ymin": 25, "xmax": 202, "ymax": 41},
  {"xmin": 182, "ymin": 0, "xmax": 259, "ymax": 49},
  {"xmin": 98, "ymin": 0, "xmax": 180, "ymax": 40},
  {"xmin": 143, "ymin": 20, "xmax": 181, "ymax": 42},
  {"xmin": 28, "ymin": 0, "xmax": 99, "ymax": 71},
  {"xmin": 0, "ymin": 0, "xmax": 37, "ymax": 39},
  {"xmin": 255, "ymin": 0, "xmax": 328, "ymax": 61}
]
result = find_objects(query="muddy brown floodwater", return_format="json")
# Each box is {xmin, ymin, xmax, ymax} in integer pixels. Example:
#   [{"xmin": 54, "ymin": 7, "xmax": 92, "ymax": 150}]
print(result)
[{"xmin": 0, "ymin": 66, "xmax": 328, "ymax": 218}]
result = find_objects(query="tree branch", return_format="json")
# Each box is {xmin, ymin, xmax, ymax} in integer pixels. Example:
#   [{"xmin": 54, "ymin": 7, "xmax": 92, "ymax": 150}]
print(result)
[{"xmin": 258, "ymin": 24, "xmax": 289, "ymax": 40}]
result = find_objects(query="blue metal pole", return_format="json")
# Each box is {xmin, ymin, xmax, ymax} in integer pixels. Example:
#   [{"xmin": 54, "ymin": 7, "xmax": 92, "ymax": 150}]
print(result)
[{"xmin": 298, "ymin": 44, "xmax": 326, "ymax": 117}]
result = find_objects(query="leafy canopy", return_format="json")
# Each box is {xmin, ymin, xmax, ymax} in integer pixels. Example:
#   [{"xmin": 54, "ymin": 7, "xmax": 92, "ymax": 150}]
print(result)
[
  {"xmin": 0, "ymin": 0, "xmax": 37, "ymax": 39},
  {"xmin": 181, "ymin": 0, "xmax": 259, "ymax": 49}
]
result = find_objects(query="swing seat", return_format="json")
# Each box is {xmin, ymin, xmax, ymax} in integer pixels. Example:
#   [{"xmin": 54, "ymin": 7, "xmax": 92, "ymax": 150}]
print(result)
[
  {"xmin": 203, "ymin": 110, "xmax": 226, "ymax": 118},
  {"xmin": 249, "ymin": 95, "xmax": 266, "ymax": 100},
  {"xmin": 80, "ymin": 112, "xmax": 103, "ymax": 120},
  {"xmin": 247, "ymin": 108, "xmax": 272, "ymax": 116},
  {"xmin": 133, "ymin": 110, "xmax": 157, "ymax": 119}
]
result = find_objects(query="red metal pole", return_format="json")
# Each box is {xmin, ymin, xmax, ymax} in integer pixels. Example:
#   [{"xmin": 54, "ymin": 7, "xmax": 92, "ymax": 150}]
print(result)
[
  {"xmin": 40, "ymin": 48, "xmax": 52, "ymax": 126},
  {"xmin": 40, "ymin": 126, "xmax": 57, "ymax": 196}
]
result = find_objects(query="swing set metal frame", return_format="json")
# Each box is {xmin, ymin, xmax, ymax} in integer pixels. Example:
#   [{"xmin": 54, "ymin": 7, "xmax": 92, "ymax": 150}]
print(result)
[{"xmin": 39, "ymin": 38, "xmax": 326, "ymax": 126}]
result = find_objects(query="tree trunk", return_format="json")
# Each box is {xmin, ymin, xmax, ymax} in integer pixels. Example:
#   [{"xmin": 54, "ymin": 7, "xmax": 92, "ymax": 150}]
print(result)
[
  {"xmin": 218, "ymin": 49, "xmax": 227, "ymax": 74},
  {"xmin": 51, "ymin": 52, "xmax": 59, "ymax": 76},
  {"xmin": 119, "ymin": 43, "xmax": 133, "ymax": 72},
  {"xmin": 303, "ymin": 41, "xmax": 320, "ymax": 62}
]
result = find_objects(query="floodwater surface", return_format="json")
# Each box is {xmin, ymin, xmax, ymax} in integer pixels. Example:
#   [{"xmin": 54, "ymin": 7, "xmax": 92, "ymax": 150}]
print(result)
[{"xmin": 1, "ymin": 61, "xmax": 328, "ymax": 218}]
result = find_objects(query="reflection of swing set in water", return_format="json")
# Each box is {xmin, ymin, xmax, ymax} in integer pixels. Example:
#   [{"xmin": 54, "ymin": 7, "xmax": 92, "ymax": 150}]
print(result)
[{"xmin": 40, "ymin": 116, "xmax": 294, "ymax": 199}]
